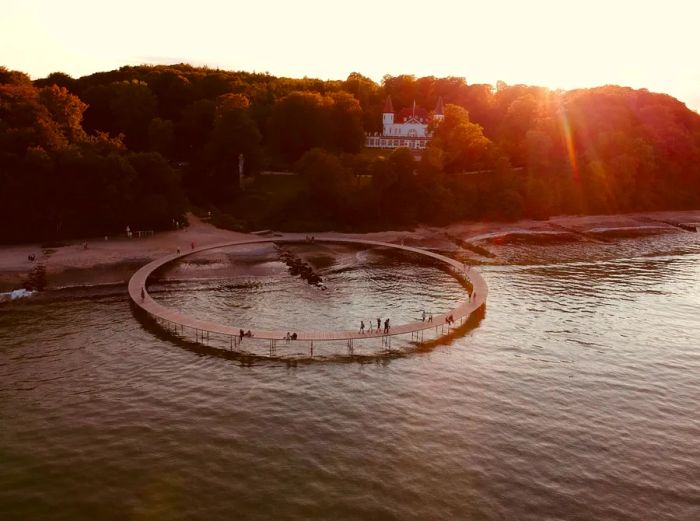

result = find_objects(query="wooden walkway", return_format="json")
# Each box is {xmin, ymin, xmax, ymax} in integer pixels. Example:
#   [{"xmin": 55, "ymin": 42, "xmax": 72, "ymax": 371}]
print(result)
[{"xmin": 128, "ymin": 237, "xmax": 487, "ymax": 345}]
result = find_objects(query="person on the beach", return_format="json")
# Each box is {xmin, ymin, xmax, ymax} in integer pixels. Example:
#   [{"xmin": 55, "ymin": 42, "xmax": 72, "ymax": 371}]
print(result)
[
  {"xmin": 428, "ymin": 313, "xmax": 433, "ymax": 323},
  {"xmin": 291, "ymin": 332, "xmax": 297, "ymax": 340},
  {"xmin": 285, "ymin": 332, "xmax": 291, "ymax": 343},
  {"xmin": 359, "ymin": 320, "xmax": 365, "ymax": 334},
  {"xmin": 384, "ymin": 318, "xmax": 390, "ymax": 334},
  {"xmin": 422, "ymin": 310, "xmax": 426, "ymax": 322},
  {"xmin": 239, "ymin": 329, "xmax": 244, "ymax": 341},
  {"xmin": 377, "ymin": 318, "xmax": 381, "ymax": 330}
]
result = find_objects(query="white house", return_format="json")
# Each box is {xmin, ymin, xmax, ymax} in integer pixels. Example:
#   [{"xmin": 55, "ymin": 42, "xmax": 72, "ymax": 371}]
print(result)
[{"xmin": 365, "ymin": 96, "xmax": 444, "ymax": 152}]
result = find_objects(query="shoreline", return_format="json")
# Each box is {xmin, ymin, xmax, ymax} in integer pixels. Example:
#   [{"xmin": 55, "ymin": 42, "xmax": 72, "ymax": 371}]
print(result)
[{"xmin": 1, "ymin": 209, "xmax": 699, "ymax": 293}]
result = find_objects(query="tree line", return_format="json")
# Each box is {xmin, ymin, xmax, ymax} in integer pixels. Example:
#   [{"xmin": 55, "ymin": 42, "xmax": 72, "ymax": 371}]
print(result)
[{"xmin": 1, "ymin": 64, "xmax": 699, "ymax": 241}]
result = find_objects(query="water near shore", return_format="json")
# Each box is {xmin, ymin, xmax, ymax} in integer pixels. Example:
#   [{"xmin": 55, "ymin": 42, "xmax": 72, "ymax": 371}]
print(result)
[
  {"xmin": 150, "ymin": 244, "xmax": 468, "ymax": 351},
  {"xmin": 1, "ymin": 232, "xmax": 699, "ymax": 520}
]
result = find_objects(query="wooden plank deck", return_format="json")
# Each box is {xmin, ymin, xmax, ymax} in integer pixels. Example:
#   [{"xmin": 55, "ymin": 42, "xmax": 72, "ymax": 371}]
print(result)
[{"xmin": 128, "ymin": 237, "xmax": 487, "ymax": 343}]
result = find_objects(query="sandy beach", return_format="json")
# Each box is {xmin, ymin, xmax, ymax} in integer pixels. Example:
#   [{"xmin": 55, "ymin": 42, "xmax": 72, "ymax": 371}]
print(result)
[{"xmin": 1, "ymin": 210, "xmax": 699, "ymax": 293}]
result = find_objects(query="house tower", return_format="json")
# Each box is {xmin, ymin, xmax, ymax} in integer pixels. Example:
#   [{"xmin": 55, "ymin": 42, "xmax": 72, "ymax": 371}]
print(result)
[
  {"xmin": 434, "ymin": 97, "xmax": 445, "ymax": 122},
  {"xmin": 382, "ymin": 96, "xmax": 394, "ymax": 133}
]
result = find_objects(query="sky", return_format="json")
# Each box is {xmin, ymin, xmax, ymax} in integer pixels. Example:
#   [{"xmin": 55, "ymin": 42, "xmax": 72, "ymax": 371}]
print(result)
[{"xmin": 2, "ymin": 0, "xmax": 699, "ymax": 111}]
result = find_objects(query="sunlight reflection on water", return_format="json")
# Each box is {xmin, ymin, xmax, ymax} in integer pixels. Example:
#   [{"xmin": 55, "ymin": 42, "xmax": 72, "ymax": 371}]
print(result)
[{"xmin": 0, "ymin": 233, "xmax": 699, "ymax": 520}]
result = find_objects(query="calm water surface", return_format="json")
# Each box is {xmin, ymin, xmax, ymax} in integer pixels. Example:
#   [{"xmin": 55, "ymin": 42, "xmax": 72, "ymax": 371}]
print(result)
[{"xmin": 1, "ymin": 234, "xmax": 699, "ymax": 520}]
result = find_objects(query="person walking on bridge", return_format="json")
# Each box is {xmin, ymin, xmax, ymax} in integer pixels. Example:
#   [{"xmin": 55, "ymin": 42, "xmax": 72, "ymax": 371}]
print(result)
[{"xmin": 359, "ymin": 321, "xmax": 365, "ymax": 334}]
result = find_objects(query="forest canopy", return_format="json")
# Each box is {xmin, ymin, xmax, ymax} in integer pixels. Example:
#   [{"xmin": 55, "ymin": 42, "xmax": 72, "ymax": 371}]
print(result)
[{"xmin": 1, "ymin": 63, "xmax": 700, "ymax": 241}]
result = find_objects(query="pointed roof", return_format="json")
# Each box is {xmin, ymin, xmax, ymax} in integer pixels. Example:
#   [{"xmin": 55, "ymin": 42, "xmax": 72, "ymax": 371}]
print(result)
[
  {"xmin": 383, "ymin": 96, "xmax": 394, "ymax": 113},
  {"xmin": 396, "ymin": 106, "xmax": 428, "ymax": 123},
  {"xmin": 434, "ymin": 96, "xmax": 444, "ymax": 115}
]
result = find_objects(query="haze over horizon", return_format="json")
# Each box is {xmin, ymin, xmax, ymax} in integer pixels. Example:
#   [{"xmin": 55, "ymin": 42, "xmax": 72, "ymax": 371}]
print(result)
[{"xmin": 2, "ymin": 0, "xmax": 699, "ymax": 111}]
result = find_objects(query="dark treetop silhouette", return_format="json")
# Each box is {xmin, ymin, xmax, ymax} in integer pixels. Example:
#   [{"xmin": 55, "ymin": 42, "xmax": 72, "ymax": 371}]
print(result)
[{"xmin": 2, "ymin": 64, "xmax": 699, "ymax": 242}]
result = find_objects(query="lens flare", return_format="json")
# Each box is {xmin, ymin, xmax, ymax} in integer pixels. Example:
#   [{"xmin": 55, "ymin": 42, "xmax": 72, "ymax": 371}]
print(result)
[{"xmin": 558, "ymin": 105, "xmax": 579, "ymax": 181}]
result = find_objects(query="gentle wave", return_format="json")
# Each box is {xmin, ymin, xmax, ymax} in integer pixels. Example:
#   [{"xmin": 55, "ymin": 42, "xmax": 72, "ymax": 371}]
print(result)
[{"xmin": 0, "ymin": 236, "xmax": 699, "ymax": 520}]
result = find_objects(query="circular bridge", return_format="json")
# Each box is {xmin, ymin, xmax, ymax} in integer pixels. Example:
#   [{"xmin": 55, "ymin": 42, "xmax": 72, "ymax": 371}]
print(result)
[{"xmin": 128, "ymin": 237, "xmax": 488, "ymax": 354}]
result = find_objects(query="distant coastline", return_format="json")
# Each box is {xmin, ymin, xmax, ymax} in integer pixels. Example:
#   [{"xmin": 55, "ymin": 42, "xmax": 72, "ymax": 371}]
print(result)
[{"xmin": 1, "ymin": 209, "xmax": 698, "ymax": 294}]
